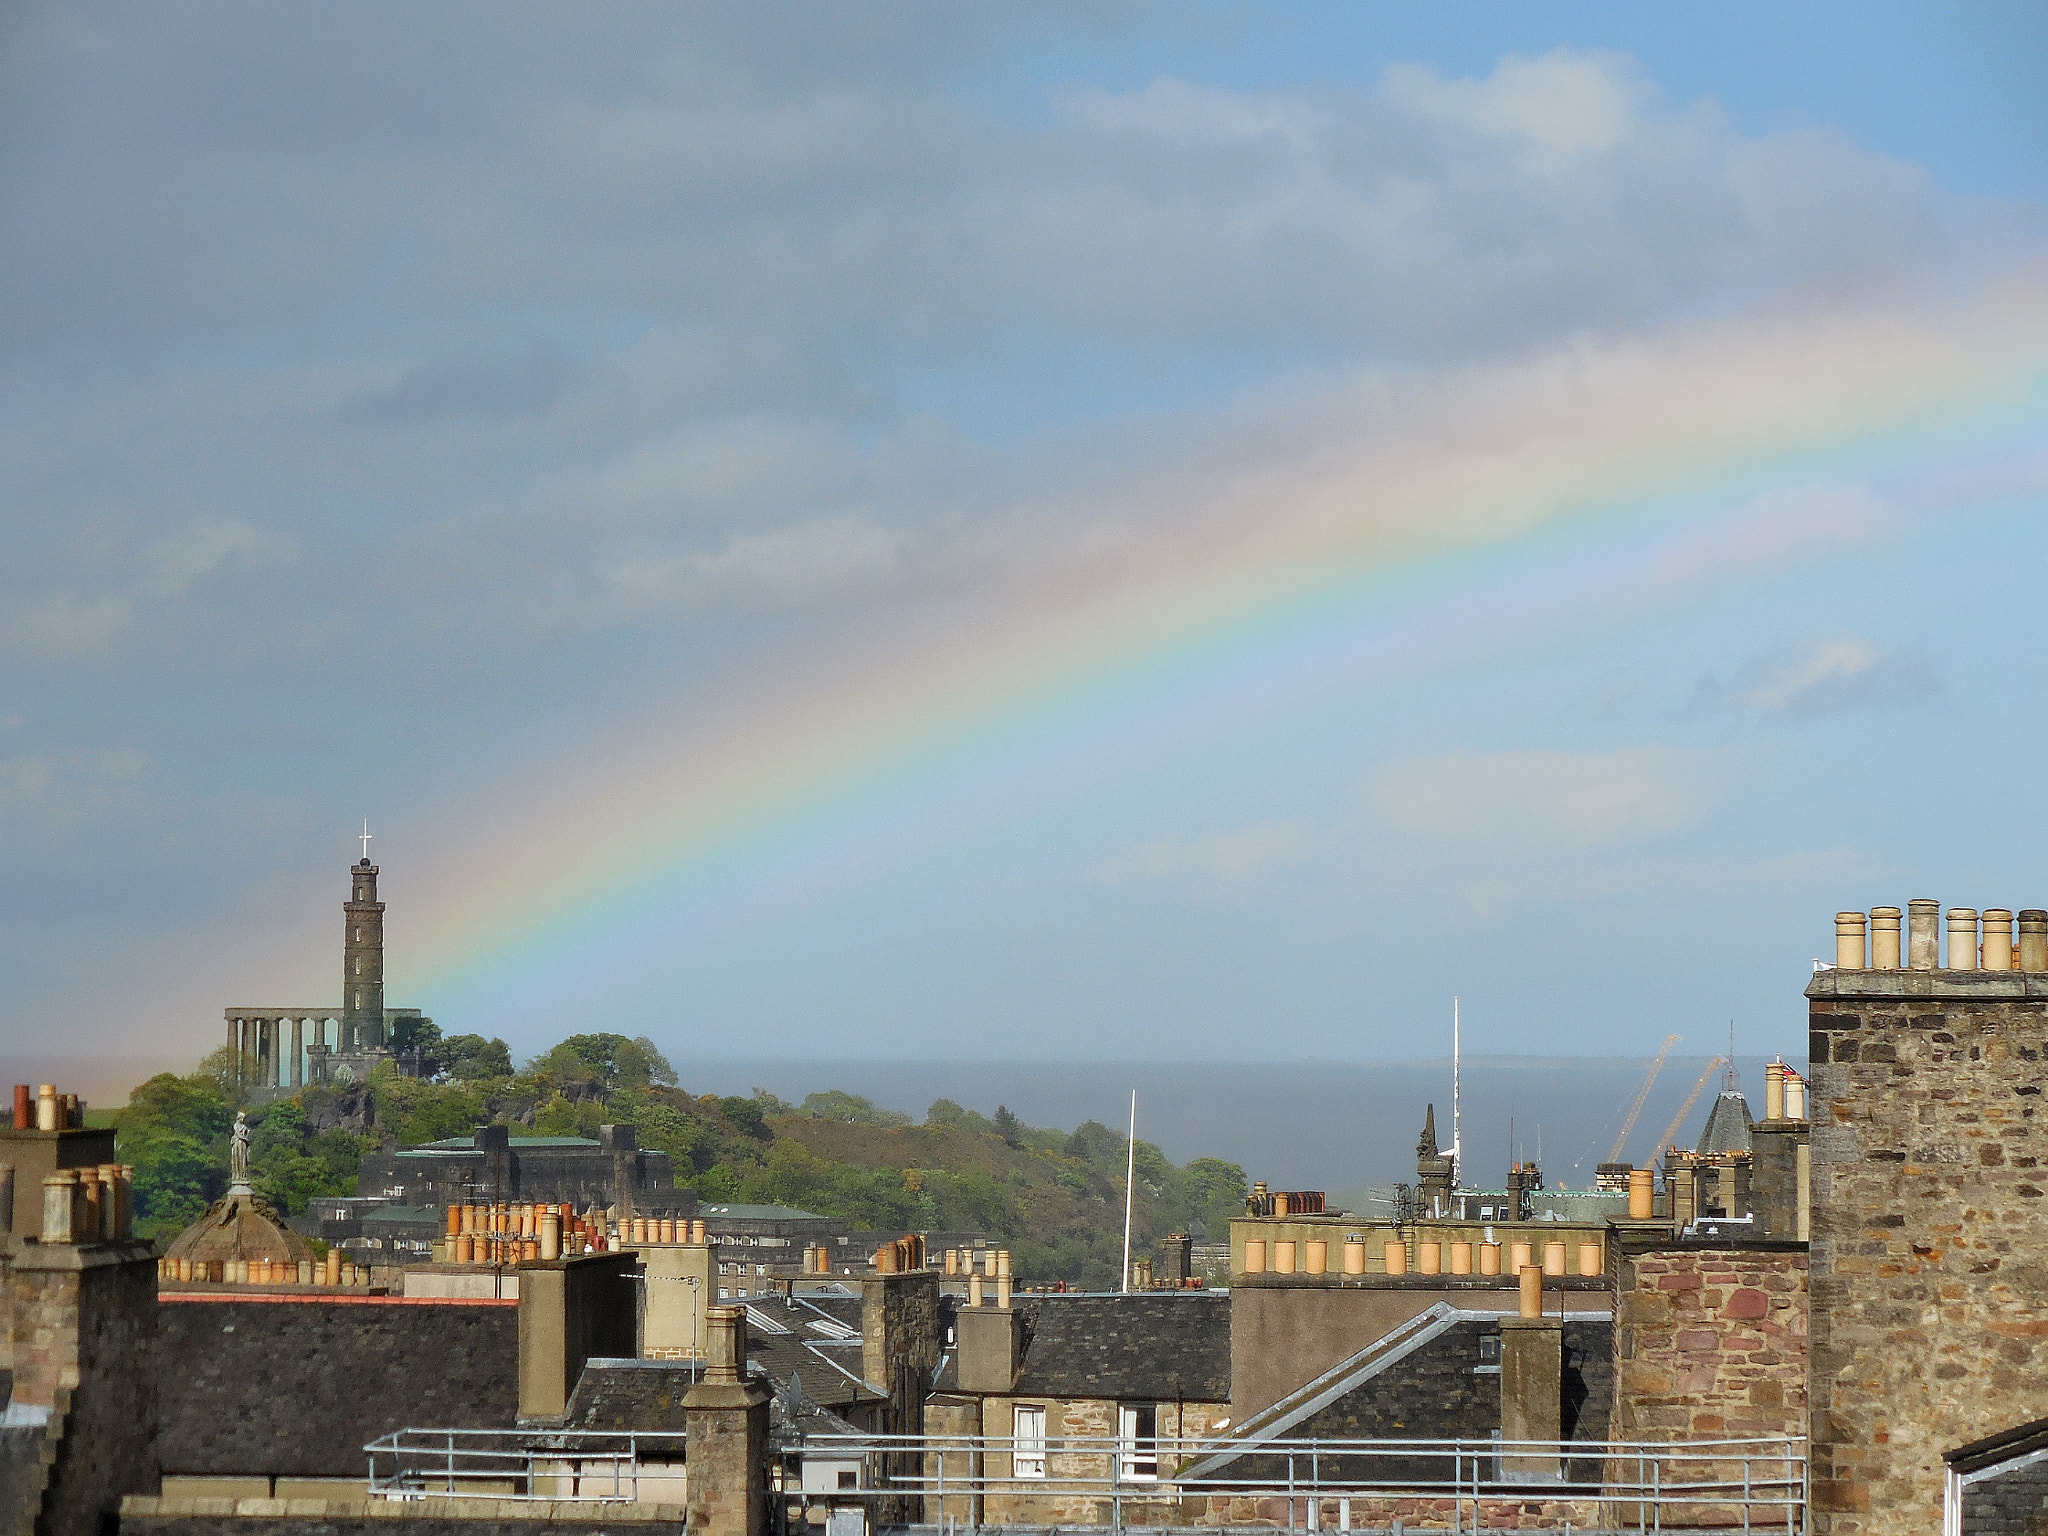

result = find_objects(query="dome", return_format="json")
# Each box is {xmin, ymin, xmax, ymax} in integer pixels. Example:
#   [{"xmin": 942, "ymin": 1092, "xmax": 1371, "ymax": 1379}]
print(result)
[{"xmin": 163, "ymin": 1190, "xmax": 314, "ymax": 1267}]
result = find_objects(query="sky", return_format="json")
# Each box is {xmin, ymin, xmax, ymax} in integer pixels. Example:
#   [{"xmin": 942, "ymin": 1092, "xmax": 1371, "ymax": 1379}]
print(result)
[{"xmin": 4, "ymin": 2, "xmax": 2048, "ymax": 1085}]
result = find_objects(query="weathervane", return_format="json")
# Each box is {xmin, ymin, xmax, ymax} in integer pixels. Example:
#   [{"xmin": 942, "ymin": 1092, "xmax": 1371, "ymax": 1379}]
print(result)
[{"xmin": 360, "ymin": 820, "xmax": 372, "ymax": 860}]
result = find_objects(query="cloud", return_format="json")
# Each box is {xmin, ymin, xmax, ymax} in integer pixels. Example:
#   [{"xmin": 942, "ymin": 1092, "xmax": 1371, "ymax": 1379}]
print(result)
[
  {"xmin": 0, "ymin": 748, "xmax": 148, "ymax": 833},
  {"xmin": 597, "ymin": 517, "xmax": 904, "ymax": 612},
  {"xmin": 1366, "ymin": 747, "xmax": 1718, "ymax": 848},
  {"xmin": 339, "ymin": 343, "xmax": 574, "ymax": 426},
  {"xmin": 1697, "ymin": 638, "xmax": 1941, "ymax": 719},
  {"xmin": 0, "ymin": 518, "xmax": 290, "ymax": 657},
  {"xmin": 1099, "ymin": 820, "xmax": 1314, "ymax": 884},
  {"xmin": 141, "ymin": 517, "xmax": 293, "ymax": 598},
  {"xmin": 0, "ymin": 593, "xmax": 134, "ymax": 658}
]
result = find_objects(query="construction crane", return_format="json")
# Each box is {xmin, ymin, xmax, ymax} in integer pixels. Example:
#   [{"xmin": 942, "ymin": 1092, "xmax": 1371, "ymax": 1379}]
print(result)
[
  {"xmin": 1607, "ymin": 1034, "xmax": 1680, "ymax": 1165},
  {"xmin": 1651, "ymin": 1055, "xmax": 1727, "ymax": 1159}
]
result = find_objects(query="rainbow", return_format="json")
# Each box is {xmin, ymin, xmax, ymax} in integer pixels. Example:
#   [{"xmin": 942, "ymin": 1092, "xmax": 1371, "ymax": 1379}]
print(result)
[{"xmin": 402, "ymin": 277, "xmax": 2048, "ymax": 1037}]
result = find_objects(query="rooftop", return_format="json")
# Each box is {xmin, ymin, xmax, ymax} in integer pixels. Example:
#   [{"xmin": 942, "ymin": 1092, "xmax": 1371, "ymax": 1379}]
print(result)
[
  {"xmin": 1008, "ymin": 1291, "xmax": 1231, "ymax": 1402},
  {"xmin": 401, "ymin": 1136, "xmax": 599, "ymax": 1154},
  {"xmin": 699, "ymin": 1203, "xmax": 830, "ymax": 1221}
]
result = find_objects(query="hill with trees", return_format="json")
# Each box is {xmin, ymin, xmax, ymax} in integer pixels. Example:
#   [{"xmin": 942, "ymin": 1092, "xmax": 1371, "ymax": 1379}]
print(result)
[{"xmin": 114, "ymin": 1025, "xmax": 1245, "ymax": 1287}]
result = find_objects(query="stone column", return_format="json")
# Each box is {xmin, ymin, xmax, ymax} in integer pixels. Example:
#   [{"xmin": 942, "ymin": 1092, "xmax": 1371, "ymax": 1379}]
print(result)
[
  {"xmin": 291, "ymin": 1017, "xmax": 304, "ymax": 1088},
  {"xmin": 684, "ymin": 1307, "xmax": 773, "ymax": 1536}
]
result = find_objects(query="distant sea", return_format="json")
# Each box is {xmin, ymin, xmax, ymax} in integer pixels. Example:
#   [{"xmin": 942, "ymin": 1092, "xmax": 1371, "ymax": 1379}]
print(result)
[
  {"xmin": 673, "ymin": 1053, "xmax": 1793, "ymax": 1193},
  {"xmin": 5, "ymin": 1051, "xmax": 1796, "ymax": 1194}
]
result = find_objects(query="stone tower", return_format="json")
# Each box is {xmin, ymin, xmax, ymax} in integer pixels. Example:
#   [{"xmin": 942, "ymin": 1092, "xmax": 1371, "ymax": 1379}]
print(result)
[{"xmin": 342, "ymin": 858, "xmax": 386, "ymax": 1051}]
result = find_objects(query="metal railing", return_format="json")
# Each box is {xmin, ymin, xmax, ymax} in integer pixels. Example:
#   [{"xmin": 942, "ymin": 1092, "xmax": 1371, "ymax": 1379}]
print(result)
[
  {"xmin": 364, "ymin": 1427, "xmax": 686, "ymax": 1503},
  {"xmin": 366, "ymin": 1425, "xmax": 1807, "ymax": 1531},
  {"xmin": 807, "ymin": 1431, "xmax": 1808, "ymax": 1534}
]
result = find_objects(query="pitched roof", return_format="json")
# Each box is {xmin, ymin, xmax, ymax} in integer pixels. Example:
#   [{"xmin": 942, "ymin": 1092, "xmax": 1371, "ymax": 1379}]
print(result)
[
  {"xmin": 699, "ymin": 1204, "xmax": 829, "ymax": 1220},
  {"xmin": 1697, "ymin": 1090, "xmax": 1755, "ymax": 1155},
  {"xmin": 1009, "ymin": 1293, "xmax": 1230, "ymax": 1402}
]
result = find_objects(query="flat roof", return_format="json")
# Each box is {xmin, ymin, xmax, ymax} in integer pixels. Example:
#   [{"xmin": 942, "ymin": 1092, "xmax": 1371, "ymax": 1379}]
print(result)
[{"xmin": 403, "ymin": 1135, "xmax": 599, "ymax": 1153}]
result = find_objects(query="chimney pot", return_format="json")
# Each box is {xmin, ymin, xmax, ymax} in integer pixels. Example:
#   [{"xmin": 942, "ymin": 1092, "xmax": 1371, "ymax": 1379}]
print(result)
[
  {"xmin": 1984, "ymin": 910, "xmax": 2016, "ymax": 972},
  {"xmin": 2021, "ymin": 911, "xmax": 2048, "ymax": 973},
  {"xmin": 1835, "ymin": 912, "xmax": 1868, "ymax": 970},
  {"xmin": 1908, "ymin": 899, "xmax": 1941, "ymax": 970},
  {"xmin": 1947, "ymin": 908, "xmax": 1980, "ymax": 970},
  {"xmin": 1518, "ymin": 1264, "xmax": 1542, "ymax": 1319},
  {"xmin": 1870, "ymin": 906, "xmax": 1902, "ymax": 969}
]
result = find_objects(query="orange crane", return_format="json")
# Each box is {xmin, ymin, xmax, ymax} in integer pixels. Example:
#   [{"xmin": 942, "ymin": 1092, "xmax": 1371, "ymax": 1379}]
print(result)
[
  {"xmin": 1606, "ymin": 1034, "xmax": 1680, "ymax": 1165},
  {"xmin": 1652, "ymin": 1055, "xmax": 1727, "ymax": 1158}
]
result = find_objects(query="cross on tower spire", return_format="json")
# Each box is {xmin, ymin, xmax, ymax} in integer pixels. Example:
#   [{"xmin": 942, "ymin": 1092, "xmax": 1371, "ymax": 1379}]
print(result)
[{"xmin": 360, "ymin": 820, "xmax": 372, "ymax": 861}]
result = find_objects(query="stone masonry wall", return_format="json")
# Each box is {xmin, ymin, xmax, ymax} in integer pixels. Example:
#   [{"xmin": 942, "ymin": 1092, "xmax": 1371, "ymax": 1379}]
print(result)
[
  {"xmin": 7, "ymin": 1242, "xmax": 161, "ymax": 1536},
  {"xmin": 1808, "ymin": 972, "xmax": 2048, "ymax": 1536},
  {"xmin": 1612, "ymin": 1245, "xmax": 1807, "ymax": 1443}
]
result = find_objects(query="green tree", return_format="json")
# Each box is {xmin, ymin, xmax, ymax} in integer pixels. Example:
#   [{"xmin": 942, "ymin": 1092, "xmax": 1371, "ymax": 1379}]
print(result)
[
  {"xmin": 799, "ymin": 1090, "xmax": 910, "ymax": 1128},
  {"xmin": 444, "ymin": 1034, "xmax": 513, "ymax": 1081},
  {"xmin": 115, "ymin": 1070, "xmax": 236, "ymax": 1234},
  {"xmin": 992, "ymin": 1105, "xmax": 1023, "ymax": 1148},
  {"xmin": 390, "ymin": 1017, "xmax": 447, "ymax": 1074},
  {"xmin": 531, "ymin": 1034, "xmax": 676, "ymax": 1091},
  {"xmin": 719, "ymin": 1096, "xmax": 773, "ymax": 1141},
  {"xmin": 926, "ymin": 1099, "xmax": 996, "ymax": 1135}
]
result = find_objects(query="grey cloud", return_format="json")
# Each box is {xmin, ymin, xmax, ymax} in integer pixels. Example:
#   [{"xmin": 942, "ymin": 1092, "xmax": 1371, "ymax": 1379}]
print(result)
[{"xmin": 339, "ymin": 343, "xmax": 573, "ymax": 426}]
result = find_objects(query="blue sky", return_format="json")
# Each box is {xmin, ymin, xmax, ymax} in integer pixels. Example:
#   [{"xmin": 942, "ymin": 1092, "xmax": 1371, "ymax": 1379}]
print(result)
[{"xmin": 2, "ymin": 2, "xmax": 2045, "ymax": 1082}]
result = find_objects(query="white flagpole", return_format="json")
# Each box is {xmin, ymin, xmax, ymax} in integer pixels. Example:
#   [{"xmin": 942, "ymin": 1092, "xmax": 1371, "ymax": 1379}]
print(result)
[
  {"xmin": 1121, "ymin": 1089, "xmax": 1137, "ymax": 1292},
  {"xmin": 1452, "ymin": 997, "xmax": 1462, "ymax": 1191}
]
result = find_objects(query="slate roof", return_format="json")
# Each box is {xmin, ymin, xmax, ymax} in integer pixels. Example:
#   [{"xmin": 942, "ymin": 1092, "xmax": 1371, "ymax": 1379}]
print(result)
[
  {"xmin": 700, "ymin": 1204, "xmax": 830, "ymax": 1221},
  {"xmin": 1008, "ymin": 1293, "xmax": 1230, "ymax": 1402},
  {"xmin": 560, "ymin": 1359, "xmax": 694, "ymax": 1449},
  {"xmin": 157, "ymin": 1297, "xmax": 518, "ymax": 1478},
  {"xmin": 740, "ymin": 1295, "xmax": 886, "ymax": 1408},
  {"xmin": 1697, "ymin": 1090, "xmax": 1755, "ymax": 1156}
]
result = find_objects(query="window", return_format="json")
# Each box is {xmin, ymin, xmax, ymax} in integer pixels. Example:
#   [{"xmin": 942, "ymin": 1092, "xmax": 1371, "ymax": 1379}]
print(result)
[
  {"xmin": 1118, "ymin": 1404, "xmax": 1158, "ymax": 1481},
  {"xmin": 1013, "ymin": 1405, "xmax": 1046, "ymax": 1479},
  {"xmin": 836, "ymin": 1470, "xmax": 858, "ymax": 1490}
]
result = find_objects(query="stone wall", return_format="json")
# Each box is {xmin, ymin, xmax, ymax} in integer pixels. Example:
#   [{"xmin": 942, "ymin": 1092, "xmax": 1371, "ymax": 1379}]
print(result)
[
  {"xmin": 1611, "ymin": 1243, "xmax": 1807, "ymax": 1443},
  {"xmin": 978, "ymin": 1396, "xmax": 1227, "ymax": 1527},
  {"xmin": 1807, "ymin": 972, "xmax": 2048, "ymax": 1535},
  {"xmin": 6, "ymin": 1239, "xmax": 161, "ymax": 1536}
]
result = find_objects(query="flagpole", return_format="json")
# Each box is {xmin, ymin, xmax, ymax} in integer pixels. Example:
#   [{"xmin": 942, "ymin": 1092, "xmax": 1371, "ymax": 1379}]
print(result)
[{"xmin": 1121, "ymin": 1089, "xmax": 1137, "ymax": 1292}]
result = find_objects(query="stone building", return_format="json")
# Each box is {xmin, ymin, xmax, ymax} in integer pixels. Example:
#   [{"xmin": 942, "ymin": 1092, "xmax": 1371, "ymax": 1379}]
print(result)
[
  {"xmin": 930, "ymin": 1290, "xmax": 1232, "ymax": 1527},
  {"xmin": 1808, "ymin": 901, "xmax": 2048, "ymax": 1535},
  {"xmin": 356, "ymin": 1123, "xmax": 689, "ymax": 1220},
  {"xmin": 223, "ymin": 853, "xmax": 430, "ymax": 1098}
]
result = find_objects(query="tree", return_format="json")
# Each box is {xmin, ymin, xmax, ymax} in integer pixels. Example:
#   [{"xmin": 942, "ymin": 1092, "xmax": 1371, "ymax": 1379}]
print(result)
[
  {"xmin": 531, "ymin": 1033, "xmax": 676, "ymax": 1092},
  {"xmin": 390, "ymin": 1017, "xmax": 447, "ymax": 1074},
  {"xmin": 799, "ymin": 1090, "xmax": 910, "ymax": 1128},
  {"xmin": 719, "ymin": 1096, "xmax": 773, "ymax": 1141},
  {"xmin": 116, "ymin": 1070, "xmax": 236, "ymax": 1234},
  {"xmin": 992, "ymin": 1105, "xmax": 1023, "ymax": 1148},
  {"xmin": 444, "ymin": 1034, "xmax": 513, "ymax": 1081},
  {"xmin": 927, "ymin": 1099, "xmax": 996, "ymax": 1135}
]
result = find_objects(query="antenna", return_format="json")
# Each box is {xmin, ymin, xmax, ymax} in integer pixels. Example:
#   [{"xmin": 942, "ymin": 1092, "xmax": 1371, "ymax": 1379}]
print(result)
[
  {"xmin": 1452, "ymin": 997, "xmax": 1462, "ymax": 1190},
  {"xmin": 1121, "ymin": 1090, "xmax": 1137, "ymax": 1294}
]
